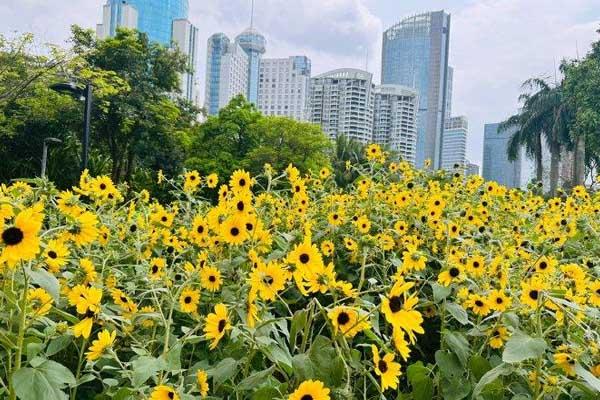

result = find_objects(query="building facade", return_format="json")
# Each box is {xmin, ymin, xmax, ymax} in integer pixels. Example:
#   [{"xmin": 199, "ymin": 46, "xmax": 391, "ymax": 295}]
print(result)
[
  {"xmin": 235, "ymin": 28, "xmax": 266, "ymax": 105},
  {"xmin": 96, "ymin": 0, "xmax": 198, "ymax": 103},
  {"xmin": 205, "ymin": 33, "xmax": 249, "ymax": 115},
  {"xmin": 373, "ymin": 85, "xmax": 419, "ymax": 165},
  {"xmin": 466, "ymin": 162, "xmax": 480, "ymax": 177},
  {"xmin": 381, "ymin": 11, "xmax": 451, "ymax": 168},
  {"xmin": 441, "ymin": 116, "xmax": 468, "ymax": 170},
  {"xmin": 309, "ymin": 68, "xmax": 375, "ymax": 144},
  {"xmin": 445, "ymin": 66, "xmax": 453, "ymax": 119},
  {"xmin": 482, "ymin": 123, "xmax": 521, "ymax": 188},
  {"xmin": 257, "ymin": 56, "xmax": 311, "ymax": 121}
]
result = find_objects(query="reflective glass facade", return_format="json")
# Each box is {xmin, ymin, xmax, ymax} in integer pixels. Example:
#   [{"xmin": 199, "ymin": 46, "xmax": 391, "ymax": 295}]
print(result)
[
  {"xmin": 382, "ymin": 11, "xmax": 451, "ymax": 168},
  {"xmin": 235, "ymin": 29, "xmax": 266, "ymax": 104},
  {"xmin": 206, "ymin": 34, "xmax": 230, "ymax": 115},
  {"xmin": 108, "ymin": 0, "xmax": 189, "ymax": 45},
  {"xmin": 483, "ymin": 123, "xmax": 522, "ymax": 188}
]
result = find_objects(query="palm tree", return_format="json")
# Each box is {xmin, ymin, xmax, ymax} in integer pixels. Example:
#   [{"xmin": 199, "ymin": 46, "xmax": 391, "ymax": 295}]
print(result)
[
  {"xmin": 500, "ymin": 78, "xmax": 572, "ymax": 194},
  {"xmin": 331, "ymin": 135, "xmax": 365, "ymax": 187}
]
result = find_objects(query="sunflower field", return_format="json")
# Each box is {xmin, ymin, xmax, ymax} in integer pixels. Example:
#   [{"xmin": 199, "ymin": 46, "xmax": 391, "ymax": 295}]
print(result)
[{"xmin": 1, "ymin": 144, "xmax": 599, "ymax": 400}]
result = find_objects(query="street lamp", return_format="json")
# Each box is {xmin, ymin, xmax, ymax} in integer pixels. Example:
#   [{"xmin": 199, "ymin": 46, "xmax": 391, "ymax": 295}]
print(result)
[
  {"xmin": 41, "ymin": 137, "xmax": 62, "ymax": 178},
  {"xmin": 50, "ymin": 82, "xmax": 92, "ymax": 171}
]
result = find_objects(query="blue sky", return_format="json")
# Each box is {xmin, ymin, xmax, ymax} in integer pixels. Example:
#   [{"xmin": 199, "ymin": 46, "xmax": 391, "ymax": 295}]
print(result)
[{"xmin": 2, "ymin": 0, "xmax": 600, "ymax": 166}]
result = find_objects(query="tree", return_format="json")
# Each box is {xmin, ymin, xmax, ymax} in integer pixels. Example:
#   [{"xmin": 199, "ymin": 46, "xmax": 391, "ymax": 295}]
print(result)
[
  {"xmin": 330, "ymin": 135, "xmax": 367, "ymax": 187},
  {"xmin": 244, "ymin": 116, "xmax": 331, "ymax": 175}
]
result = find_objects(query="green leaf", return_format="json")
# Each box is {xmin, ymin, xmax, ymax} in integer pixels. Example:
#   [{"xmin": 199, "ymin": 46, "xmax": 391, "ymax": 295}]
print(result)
[
  {"xmin": 472, "ymin": 362, "xmax": 513, "ymax": 398},
  {"xmin": 440, "ymin": 377, "xmax": 471, "ymax": 400},
  {"xmin": 130, "ymin": 356, "xmax": 165, "ymax": 387},
  {"xmin": 407, "ymin": 362, "xmax": 434, "ymax": 400},
  {"xmin": 469, "ymin": 355, "xmax": 492, "ymax": 381},
  {"xmin": 26, "ymin": 268, "xmax": 60, "ymax": 302},
  {"xmin": 290, "ymin": 309, "xmax": 308, "ymax": 350},
  {"xmin": 444, "ymin": 331, "xmax": 471, "ymax": 366},
  {"xmin": 209, "ymin": 358, "xmax": 238, "ymax": 387},
  {"xmin": 237, "ymin": 366, "xmax": 275, "ymax": 390},
  {"xmin": 160, "ymin": 342, "xmax": 182, "ymax": 371},
  {"xmin": 445, "ymin": 302, "xmax": 470, "ymax": 325},
  {"xmin": 309, "ymin": 336, "xmax": 344, "ymax": 387},
  {"xmin": 291, "ymin": 354, "xmax": 314, "ymax": 382},
  {"xmin": 263, "ymin": 343, "xmax": 293, "ymax": 374},
  {"xmin": 12, "ymin": 360, "xmax": 75, "ymax": 400},
  {"xmin": 502, "ymin": 331, "xmax": 546, "ymax": 363},
  {"xmin": 432, "ymin": 283, "xmax": 451, "ymax": 303},
  {"xmin": 46, "ymin": 335, "xmax": 72, "ymax": 357},
  {"xmin": 435, "ymin": 350, "xmax": 463, "ymax": 378},
  {"xmin": 575, "ymin": 363, "xmax": 600, "ymax": 392}
]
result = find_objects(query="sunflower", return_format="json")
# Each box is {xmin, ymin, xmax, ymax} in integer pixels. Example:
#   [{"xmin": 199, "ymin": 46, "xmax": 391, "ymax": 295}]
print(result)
[
  {"xmin": 1, "ymin": 206, "xmax": 43, "ymax": 266},
  {"xmin": 401, "ymin": 246, "xmax": 426, "ymax": 272},
  {"xmin": 392, "ymin": 328, "xmax": 412, "ymax": 361},
  {"xmin": 68, "ymin": 285, "xmax": 102, "ymax": 316},
  {"xmin": 205, "ymin": 173, "xmax": 219, "ymax": 189},
  {"xmin": 534, "ymin": 256, "xmax": 557, "ymax": 276},
  {"xmin": 319, "ymin": 167, "xmax": 331, "ymax": 179},
  {"xmin": 86, "ymin": 329, "xmax": 116, "ymax": 361},
  {"xmin": 179, "ymin": 288, "xmax": 200, "ymax": 313},
  {"xmin": 304, "ymin": 262, "xmax": 336, "ymax": 294},
  {"xmin": 249, "ymin": 261, "xmax": 287, "ymax": 301},
  {"xmin": 190, "ymin": 215, "xmax": 209, "ymax": 244},
  {"xmin": 220, "ymin": 215, "xmax": 248, "ymax": 245},
  {"xmin": 520, "ymin": 278, "xmax": 547, "ymax": 309},
  {"xmin": 488, "ymin": 326, "xmax": 509, "ymax": 349},
  {"xmin": 466, "ymin": 254, "xmax": 486, "ymax": 277},
  {"xmin": 80, "ymin": 258, "xmax": 97, "ymax": 284},
  {"xmin": 380, "ymin": 280, "xmax": 424, "ymax": 342},
  {"xmin": 554, "ymin": 349, "xmax": 576, "ymax": 376},
  {"xmin": 149, "ymin": 258, "xmax": 166, "ymax": 280},
  {"xmin": 287, "ymin": 238, "xmax": 324, "ymax": 272},
  {"xmin": 354, "ymin": 215, "xmax": 371, "ymax": 233},
  {"xmin": 65, "ymin": 211, "xmax": 99, "ymax": 246},
  {"xmin": 43, "ymin": 239, "xmax": 70, "ymax": 273},
  {"xmin": 467, "ymin": 294, "xmax": 491, "ymax": 316},
  {"xmin": 200, "ymin": 266, "xmax": 222, "ymax": 292},
  {"xmin": 328, "ymin": 306, "xmax": 370, "ymax": 338},
  {"xmin": 230, "ymin": 169, "xmax": 252, "ymax": 193},
  {"xmin": 589, "ymin": 281, "xmax": 600, "ymax": 307},
  {"xmin": 344, "ymin": 237, "xmax": 358, "ymax": 252},
  {"xmin": 27, "ymin": 288, "xmax": 53, "ymax": 317},
  {"xmin": 488, "ymin": 289, "xmax": 511, "ymax": 312},
  {"xmin": 365, "ymin": 144, "xmax": 383, "ymax": 161},
  {"xmin": 204, "ymin": 303, "xmax": 231, "ymax": 349},
  {"xmin": 197, "ymin": 369, "xmax": 209, "ymax": 397},
  {"xmin": 371, "ymin": 345, "xmax": 402, "ymax": 391},
  {"xmin": 150, "ymin": 385, "xmax": 179, "ymax": 400},
  {"xmin": 437, "ymin": 265, "xmax": 464, "ymax": 287},
  {"xmin": 183, "ymin": 170, "xmax": 201, "ymax": 192},
  {"xmin": 320, "ymin": 240, "xmax": 334, "ymax": 257},
  {"xmin": 73, "ymin": 317, "xmax": 94, "ymax": 339},
  {"xmin": 288, "ymin": 380, "xmax": 330, "ymax": 400}
]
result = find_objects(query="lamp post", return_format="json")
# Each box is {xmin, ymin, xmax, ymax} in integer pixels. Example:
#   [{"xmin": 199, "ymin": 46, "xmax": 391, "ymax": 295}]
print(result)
[
  {"xmin": 41, "ymin": 137, "xmax": 62, "ymax": 178},
  {"xmin": 50, "ymin": 82, "xmax": 92, "ymax": 171}
]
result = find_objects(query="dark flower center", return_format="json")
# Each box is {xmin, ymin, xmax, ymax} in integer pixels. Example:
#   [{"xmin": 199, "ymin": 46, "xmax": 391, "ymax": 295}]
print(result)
[
  {"xmin": 218, "ymin": 319, "xmax": 226, "ymax": 333},
  {"xmin": 161, "ymin": 216, "xmax": 168, "ymax": 222},
  {"xmin": 237, "ymin": 201, "xmax": 245, "ymax": 211},
  {"xmin": 301, "ymin": 395, "xmax": 313, "ymax": 400},
  {"xmin": 529, "ymin": 290, "xmax": 539, "ymax": 300},
  {"xmin": 99, "ymin": 183, "xmax": 107, "ymax": 190},
  {"xmin": 2, "ymin": 227, "xmax": 24, "ymax": 246},
  {"xmin": 209, "ymin": 275, "xmax": 216, "ymax": 282},
  {"xmin": 130, "ymin": 224, "xmax": 137, "ymax": 232},
  {"xmin": 299, "ymin": 253, "xmax": 310, "ymax": 264},
  {"xmin": 337, "ymin": 311, "xmax": 350, "ymax": 325},
  {"xmin": 230, "ymin": 227, "xmax": 240, "ymax": 237},
  {"xmin": 538, "ymin": 261, "xmax": 547, "ymax": 270},
  {"xmin": 263, "ymin": 276, "xmax": 274, "ymax": 285},
  {"xmin": 475, "ymin": 300, "xmax": 484, "ymax": 307},
  {"xmin": 152, "ymin": 265, "xmax": 159, "ymax": 274},
  {"xmin": 449, "ymin": 267, "xmax": 460, "ymax": 277},
  {"xmin": 472, "ymin": 261, "xmax": 480, "ymax": 268},
  {"xmin": 184, "ymin": 296, "xmax": 192, "ymax": 304},
  {"xmin": 197, "ymin": 225, "xmax": 204, "ymax": 234},
  {"xmin": 389, "ymin": 296, "xmax": 402, "ymax": 313},
  {"xmin": 496, "ymin": 297, "xmax": 504, "ymax": 304},
  {"xmin": 239, "ymin": 178, "xmax": 246, "ymax": 187},
  {"xmin": 47, "ymin": 250, "xmax": 58, "ymax": 259},
  {"xmin": 378, "ymin": 360, "xmax": 388, "ymax": 373},
  {"xmin": 168, "ymin": 391, "xmax": 175, "ymax": 399}
]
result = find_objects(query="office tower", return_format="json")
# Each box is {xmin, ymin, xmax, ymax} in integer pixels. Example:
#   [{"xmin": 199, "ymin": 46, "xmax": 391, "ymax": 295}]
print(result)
[
  {"xmin": 382, "ymin": 11, "xmax": 451, "ymax": 168},
  {"xmin": 204, "ymin": 34, "xmax": 249, "ymax": 115},
  {"xmin": 482, "ymin": 123, "xmax": 522, "ymax": 188},
  {"xmin": 309, "ymin": 68, "xmax": 375, "ymax": 144},
  {"xmin": 257, "ymin": 56, "xmax": 311, "ymax": 121},
  {"xmin": 235, "ymin": 29, "xmax": 266, "ymax": 105},
  {"xmin": 466, "ymin": 162, "xmax": 480, "ymax": 177},
  {"xmin": 96, "ymin": 0, "xmax": 198, "ymax": 103},
  {"xmin": 373, "ymin": 85, "xmax": 419, "ymax": 165},
  {"xmin": 446, "ymin": 66, "xmax": 453, "ymax": 119},
  {"xmin": 441, "ymin": 116, "xmax": 468, "ymax": 170}
]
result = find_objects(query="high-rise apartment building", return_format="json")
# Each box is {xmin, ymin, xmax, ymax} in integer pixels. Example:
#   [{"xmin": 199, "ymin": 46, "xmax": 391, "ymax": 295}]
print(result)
[
  {"xmin": 445, "ymin": 66, "xmax": 453, "ymax": 119},
  {"xmin": 482, "ymin": 123, "xmax": 522, "ymax": 188},
  {"xmin": 96, "ymin": 0, "xmax": 198, "ymax": 103},
  {"xmin": 235, "ymin": 28, "xmax": 266, "ymax": 105},
  {"xmin": 205, "ymin": 33, "xmax": 249, "ymax": 115},
  {"xmin": 258, "ymin": 56, "xmax": 311, "ymax": 121},
  {"xmin": 309, "ymin": 68, "xmax": 375, "ymax": 144},
  {"xmin": 441, "ymin": 116, "xmax": 468, "ymax": 170},
  {"xmin": 373, "ymin": 85, "xmax": 419, "ymax": 164},
  {"xmin": 382, "ymin": 11, "xmax": 451, "ymax": 168}
]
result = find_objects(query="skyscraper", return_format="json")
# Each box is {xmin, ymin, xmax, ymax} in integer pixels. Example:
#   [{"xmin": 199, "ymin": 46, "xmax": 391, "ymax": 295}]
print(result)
[
  {"xmin": 309, "ymin": 69, "xmax": 375, "ymax": 144},
  {"xmin": 205, "ymin": 34, "xmax": 249, "ymax": 115},
  {"xmin": 445, "ymin": 66, "xmax": 453, "ymax": 119},
  {"xmin": 258, "ymin": 56, "xmax": 311, "ymax": 121},
  {"xmin": 441, "ymin": 116, "xmax": 468, "ymax": 170},
  {"xmin": 373, "ymin": 85, "xmax": 419, "ymax": 165},
  {"xmin": 482, "ymin": 123, "xmax": 522, "ymax": 188},
  {"xmin": 466, "ymin": 162, "xmax": 480, "ymax": 177},
  {"xmin": 382, "ymin": 11, "xmax": 451, "ymax": 168},
  {"xmin": 96, "ymin": 0, "xmax": 198, "ymax": 103},
  {"xmin": 235, "ymin": 28, "xmax": 266, "ymax": 105}
]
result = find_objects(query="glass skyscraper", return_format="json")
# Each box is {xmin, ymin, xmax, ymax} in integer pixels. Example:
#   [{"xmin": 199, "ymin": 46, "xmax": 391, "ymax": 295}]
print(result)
[
  {"xmin": 381, "ymin": 11, "xmax": 451, "ymax": 168},
  {"xmin": 235, "ymin": 28, "xmax": 266, "ymax": 104},
  {"xmin": 482, "ymin": 123, "xmax": 522, "ymax": 188}
]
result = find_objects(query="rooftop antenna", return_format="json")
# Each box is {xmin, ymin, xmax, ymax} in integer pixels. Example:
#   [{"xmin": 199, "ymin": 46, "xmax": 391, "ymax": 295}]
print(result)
[
  {"xmin": 365, "ymin": 47, "xmax": 369, "ymax": 72},
  {"xmin": 250, "ymin": 0, "xmax": 255, "ymax": 29}
]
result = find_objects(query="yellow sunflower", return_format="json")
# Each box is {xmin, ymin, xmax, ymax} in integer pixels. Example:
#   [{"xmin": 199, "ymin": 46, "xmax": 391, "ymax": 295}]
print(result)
[
  {"xmin": 197, "ymin": 369, "xmax": 209, "ymax": 397},
  {"xmin": 520, "ymin": 278, "xmax": 547, "ymax": 309},
  {"xmin": 73, "ymin": 317, "xmax": 94, "ymax": 339},
  {"xmin": 288, "ymin": 380, "xmax": 330, "ymax": 400},
  {"xmin": 380, "ymin": 280, "xmax": 424, "ymax": 342},
  {"xmin": 205, "ymin": 173, "xmax": 219, "ymax": 189},
  {"xmin": 288, "ymin": 238, "xmax": 324, "ymax": 274},
  {"xmin": 467, "ymin": 294, "xmax": 491, "ymax": 316},
  {"xmin": 372, "ymin": 345, "xmax": 402, "ymax": 391},
  {"xmin": 1, "ymin": 206, "xmax": 43, "ymax": 266},
  {"xmin": 249, "ymin": 261, "xmax": 288, "ymax": 301},
  {"xmin": 27, "ymin": 288, "xmax": 53, "ymax": 317},
  {"xmin": 149, "ymin": 258, "xmax": 166, "ymax": 280},
  {"xmin": 86, "ymin": 329, "xmax": 116, "ymax": 361},
  {"xmin": 328, "ymin": 306, "xmax": 370, "ymax": 338},
  {"xmin": 200, "ymin": 266, "xmax": 222, "ymax": 292},
  {"xmin": 220, "ymin": 215, "xmax": 248, "ymax": 245},
  {"xmin": 229, "ymin": 169, "xmax": 252, "ymax": 193},
  {"xmin": 68, "ymin": 285, "xmax": 102, "ymax": 316},
  {"xmin": 204, "ymin": 303, "xmax": 231, "ymax": 350},
  {"xmin": 437, "ymin": 265, "xmax": 464, "ymax": 287},
  {"xmin": 150, "ymin": 385, "xmax": 179, "ymax": 400},
  {"xmin": 43, "ymin": 239, "xmax": 70, "ymax": 273},
  {"xmin": 65, "ymin": 211, "xmax": 99, "ymax": 246},
  {"xmin": 183, "ymin": 170, "xmax": 201, "ymax": 192},
  {"xmin": 488, "ymin": 326, "xmax": 509, "ymax": 349},
  {"xmin": 401, "ymin": 246, "xmax": 426, "ymax": 272},
  {"xmin": 179, "ymin": 288, "xmax": 200, "ymax": 313}
]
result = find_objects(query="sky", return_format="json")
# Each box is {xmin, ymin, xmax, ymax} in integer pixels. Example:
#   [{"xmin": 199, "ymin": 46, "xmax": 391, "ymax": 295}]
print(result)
[{"xmin": 1, "ymin": 0, "xmax": 600, "ymax": 166}]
